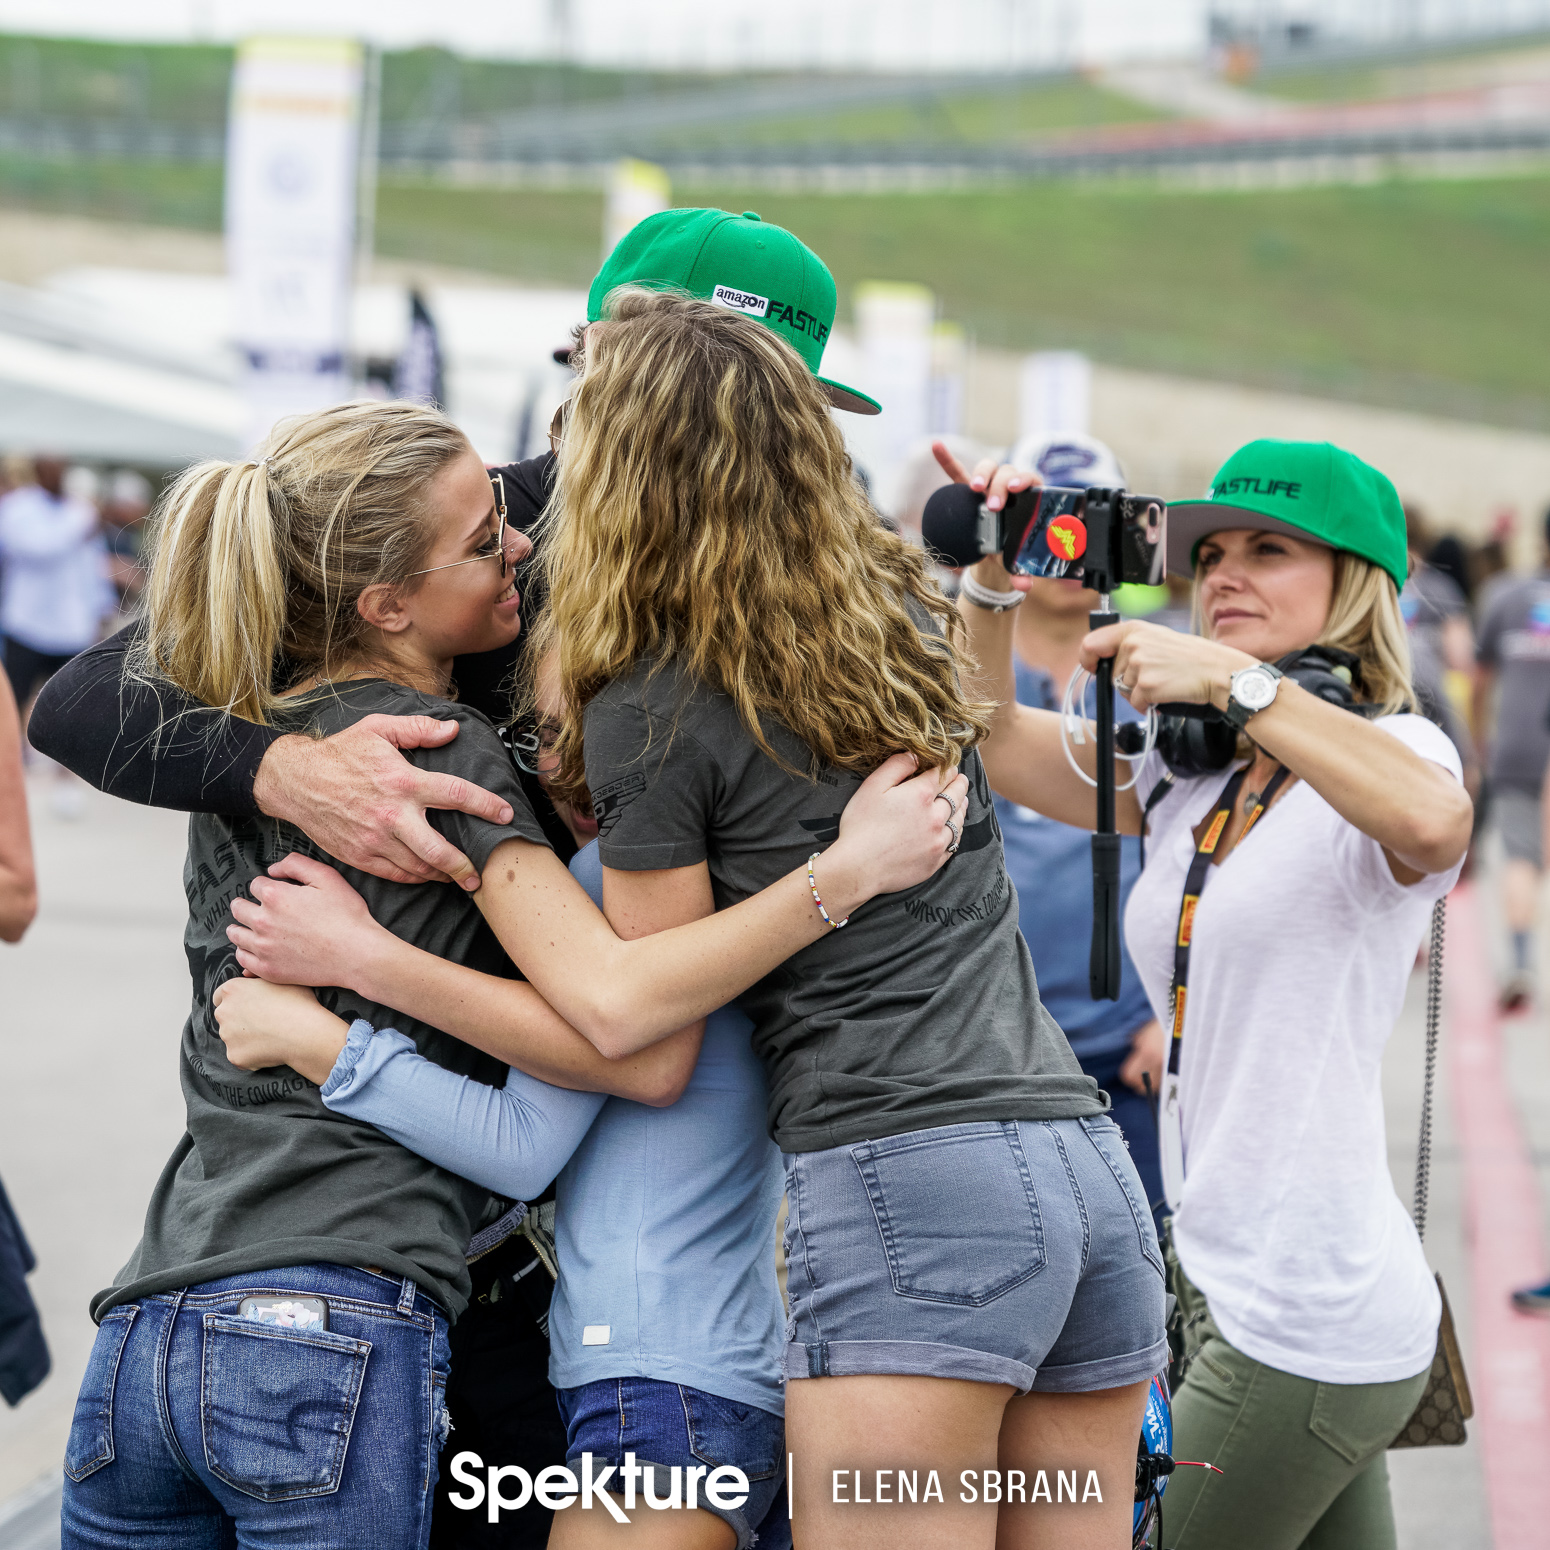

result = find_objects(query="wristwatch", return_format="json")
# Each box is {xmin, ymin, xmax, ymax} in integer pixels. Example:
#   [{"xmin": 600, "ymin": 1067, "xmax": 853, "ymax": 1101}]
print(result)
[{"xmin": 1223, "ymin": 662, "xmax": 1284, "ymax": 731}]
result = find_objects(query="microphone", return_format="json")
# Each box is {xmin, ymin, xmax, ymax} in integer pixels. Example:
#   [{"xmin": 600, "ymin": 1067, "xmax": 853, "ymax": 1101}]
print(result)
[{"xmin": 921, "ymin": 483, "xmax": 986, "ymax": 569}]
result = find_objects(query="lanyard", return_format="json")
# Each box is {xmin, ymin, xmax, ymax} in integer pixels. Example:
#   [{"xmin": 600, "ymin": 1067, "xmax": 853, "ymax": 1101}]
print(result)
[{"xmin": 1166, "ymin": 762, "xmax": 1292, "ymax": 1076}]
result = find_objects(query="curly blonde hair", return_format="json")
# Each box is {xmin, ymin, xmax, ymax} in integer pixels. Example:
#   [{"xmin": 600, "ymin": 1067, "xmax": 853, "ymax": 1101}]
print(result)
[{"xmin": 532, "ymin": 287, "xmax": 989, "ymax": 802}]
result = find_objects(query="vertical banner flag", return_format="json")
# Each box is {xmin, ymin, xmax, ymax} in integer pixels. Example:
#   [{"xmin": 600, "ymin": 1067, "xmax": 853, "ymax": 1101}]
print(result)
[
  {"xmin": 392, "ymin": 289, "xmax": 444, "ymax": 409},
  {"xmin": 928, "ymin": 321, "xmax": 966, "ymax": 438},
  {"xmin": 227, "ymin": 37, "xmax": 364, "ymax": 450},
  {"xmin": 602, "ymin": 158, "xmax": 670, "ymax": 261},
  {"xmin": 853, "ymin": 280, "xmax": 934, "ymax": 505},
  {"xmin": 1019, "ymin": 350, "xmax": 1092, "ymax": 443}
]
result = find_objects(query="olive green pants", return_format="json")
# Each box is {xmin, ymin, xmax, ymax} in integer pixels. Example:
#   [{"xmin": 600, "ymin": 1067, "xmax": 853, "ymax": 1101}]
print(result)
[{"xmin": 1162, "ymin": 1239, "xmax": 1431, "ymax": 1550}]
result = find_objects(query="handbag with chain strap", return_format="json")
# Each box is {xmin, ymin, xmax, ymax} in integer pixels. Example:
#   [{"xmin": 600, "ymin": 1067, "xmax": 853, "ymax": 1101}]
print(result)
[{"xmin": 1390, "ymin": 898, "xmax": 1474, "ymax": 1449}]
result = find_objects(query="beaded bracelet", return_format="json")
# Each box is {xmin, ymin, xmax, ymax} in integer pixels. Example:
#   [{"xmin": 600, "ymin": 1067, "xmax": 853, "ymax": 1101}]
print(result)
[{"xmin": 807, "ymin": 852, "xmax": 849, "ymax": 930}]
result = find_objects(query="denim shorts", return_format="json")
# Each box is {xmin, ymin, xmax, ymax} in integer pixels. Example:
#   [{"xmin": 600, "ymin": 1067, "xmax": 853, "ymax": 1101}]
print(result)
[
  {"xmin": 783, "ymin": 1116, "xmax": 1168, "ymax": 1394},
  {"xmin": 61, "ymin": 1264, "xmax": 449, "ymax": 1550},
  {"xmin": 556, "ymin": 1377, "xmax": 790, "ymax": 1550}
]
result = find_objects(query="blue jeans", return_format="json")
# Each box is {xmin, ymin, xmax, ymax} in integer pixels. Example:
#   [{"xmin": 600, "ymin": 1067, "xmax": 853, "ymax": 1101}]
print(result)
[
  {"xmin": 61, "ymin": 1264, "xmax": 450, "ymax": 1549},
  {"xmin": 783, "ymin": 1117, "xmax": 1168, "ymax": 1394},
  {"xmin": 556, "ymin": 1378, "xmax": 790, "ymax": 1550},
  {"xmin": 1080, "ymin": 1050, "xmax": 1167, "ymax": 1228}
]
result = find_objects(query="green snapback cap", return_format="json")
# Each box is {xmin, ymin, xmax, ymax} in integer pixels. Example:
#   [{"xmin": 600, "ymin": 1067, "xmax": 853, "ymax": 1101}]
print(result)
[
  {"xmin": 586, "ymin": 207, "xmax": 880, "ymax": 415},
  {"xmin": 1166, "ymin": 439, "xmax": 1408, "ymax": 589}
]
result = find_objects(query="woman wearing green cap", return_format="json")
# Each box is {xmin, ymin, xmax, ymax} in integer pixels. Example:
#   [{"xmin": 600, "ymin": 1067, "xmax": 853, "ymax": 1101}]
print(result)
[{"xmin": 952, "ymin": 438, "xmax": 1473, "ymax": 1549}]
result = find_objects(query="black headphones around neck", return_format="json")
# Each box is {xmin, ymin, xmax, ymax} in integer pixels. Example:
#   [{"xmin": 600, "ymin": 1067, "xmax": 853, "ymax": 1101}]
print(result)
[{"xmin": 1145, "ymin": 645, "xmax": 1371, "ymax": 779}]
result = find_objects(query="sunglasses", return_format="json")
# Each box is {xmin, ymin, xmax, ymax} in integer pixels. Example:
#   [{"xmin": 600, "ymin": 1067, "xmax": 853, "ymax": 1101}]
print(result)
[
  {"xmin": 408, "ymin": 472, "xmax": 513, "ymax": 579},
  {"xmin": 548, "ymin": 400, "xmax": 569, "ymax": 455}
]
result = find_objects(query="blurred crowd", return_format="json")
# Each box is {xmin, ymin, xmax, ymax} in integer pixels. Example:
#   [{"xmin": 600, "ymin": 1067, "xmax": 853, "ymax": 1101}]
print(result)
[{"xmin": 0, "ymin": 454, "xmax": 151, "ymax": 818}]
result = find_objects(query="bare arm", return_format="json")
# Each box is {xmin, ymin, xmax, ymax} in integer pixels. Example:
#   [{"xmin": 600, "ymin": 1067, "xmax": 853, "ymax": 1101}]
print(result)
[
  {"xmin": 1441, "ymin": 614, "xmax": 1475, "ymax": 677},
  {"xmin": 228, "ymin": 754, "xmax": 968, "ymax": 1061},
  {"xmin": 401, "ymin": 754, "xmax": 964, "ymax": 1057},
  {"xmin": 1090, "ymin": 620, "xmax": 1473, "ymax": 878},
  {"xmin": 30, "ymin": 624, "xmax": 518, "ymax": 888},
  {"xmin": 221, "ymin": 862, "xmax": 699, "ymax": 1104},
  {"xmin": 930, "ymin": 438, "xmax": 1141, "ymax": 835},
  {"xmin": 252, "ymin": 718, "xmax": 516, "ymax": 890},
  {"xmin": 0, "ymin": 671, "xmax": 37, "ymax": 942},
  {"xmin": 1471, "ymin": 663, "xmax": 1495, "ymax": 752},
  {"xmin": 954, "ymin": 555, "xmax": 1143, "ymax": 834}
]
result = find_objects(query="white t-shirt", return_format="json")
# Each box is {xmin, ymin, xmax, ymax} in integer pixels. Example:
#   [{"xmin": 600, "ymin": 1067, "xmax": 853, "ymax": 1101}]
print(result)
[
  {"xmin": 1124, "ymin": 714, "xmax": 1462, "ymax": 1384},
  {"xmin": 0, "ymin": 485, "xmax": 109, "ymax": 654}
]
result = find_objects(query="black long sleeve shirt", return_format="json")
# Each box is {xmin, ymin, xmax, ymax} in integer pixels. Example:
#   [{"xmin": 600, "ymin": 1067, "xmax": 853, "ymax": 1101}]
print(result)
[{"xmin": 30, "ymin": 454, "xmax": 576, "ymax": 860}]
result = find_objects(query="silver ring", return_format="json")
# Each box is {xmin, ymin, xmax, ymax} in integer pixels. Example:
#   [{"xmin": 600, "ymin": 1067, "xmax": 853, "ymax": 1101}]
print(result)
[
  {"xmin": 1115, "ymin": 677, "xmax": 1133, "ymax": 693},
  {"xmin": 934, "ymin": 792, "xmax": 958, "ymax": 820}
]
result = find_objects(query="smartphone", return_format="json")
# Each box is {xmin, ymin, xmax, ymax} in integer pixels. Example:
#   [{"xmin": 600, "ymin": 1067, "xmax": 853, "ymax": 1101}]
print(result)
[
  {"xmin": 1003, "ymin": 487, "xmax": 1090, "ymax": 579},
  {"xmin": 1003, "ymin": 487, "xmax": 1167, "ymax": 588},
  {"xmin": 1115, "ymin": 493, "xmax": 1168, "ymax": 589},
  {"xmin": 237, "ymin": 1295, "xmax": 329, "ymax": 1332}
]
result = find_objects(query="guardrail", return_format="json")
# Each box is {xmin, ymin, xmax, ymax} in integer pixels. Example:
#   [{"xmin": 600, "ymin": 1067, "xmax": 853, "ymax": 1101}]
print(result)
[{"xmin": 1, "ymin": 110, "xmax": 1548, "ymax": 182}]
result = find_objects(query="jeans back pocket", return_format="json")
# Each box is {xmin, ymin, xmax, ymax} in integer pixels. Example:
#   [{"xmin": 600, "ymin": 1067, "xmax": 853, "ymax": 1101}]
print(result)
[
  {"xmin": 852, "ymin": 1123, "xmax": 1045, "ymax": 1306},
  {"xmin": 1081, "ymin": 1117, "xmax": 1166, "ymax": 1278},
  {"xmin": 201, "ymin": 1313, "xmax": 371, "ymax": 1501},
  {"xmin": 64, "ymin": 1306, "xmax": 138, "ymax": 1483},
  {"xmin": 682, "ymin": 1388, "xmax": 783, "ymax": 1481}
]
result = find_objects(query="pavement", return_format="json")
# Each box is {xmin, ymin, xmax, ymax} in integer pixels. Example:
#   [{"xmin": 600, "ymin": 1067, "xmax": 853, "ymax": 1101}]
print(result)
[{"xmin": 2, "ymin": 777, "xmax": 1547, "ymax": 1548}]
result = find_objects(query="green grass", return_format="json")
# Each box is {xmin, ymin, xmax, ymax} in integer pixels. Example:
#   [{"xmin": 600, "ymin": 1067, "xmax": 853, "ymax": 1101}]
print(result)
[
  {"xmin": 1258, "ymin": 30, "xmax": 1550, "ymax": 103},
  {"xmin": 0, "ymin": 33, "xmax": 1160, "ymax": 153},
  {"xmin": 372, "ymin": 173, "xmax": 1550, "ymax": 428},
  {"xmin": 0, "ymin": 35, "xmax": 231, "ymax": 125},
  {"xmin": 748, "ymin": 176, "xmax": 1550, "ymax": 426},
  {"xmin": 0, "ymin": 151, "xmax": 222, "ymax": 226},
  {"xmin": 375, "ymin": 181, "xmax": 602, "ymax": 281},
  {"xmin": 626, "ymin": 79, "xmax": 1162, "ymax": 154},
  {"xmin": 6, "ymin": 154, "xmax": 1550, "ymax": 430}
]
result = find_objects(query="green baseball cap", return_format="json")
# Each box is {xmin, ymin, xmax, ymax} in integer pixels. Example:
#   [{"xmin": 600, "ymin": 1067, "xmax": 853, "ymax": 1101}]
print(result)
[
  {"xmin": 1166, "ymin": 439, "xmax": 1409, "ymax": 589},
  {"xmin": 584, "ymin": 207, "xmax": 880, "ymax": 415}
]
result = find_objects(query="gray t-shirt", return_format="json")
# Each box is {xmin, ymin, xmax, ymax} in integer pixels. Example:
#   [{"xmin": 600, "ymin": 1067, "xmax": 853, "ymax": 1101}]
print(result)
[
  {"xmin": 1477, "ymin": 571, "xmax": 1550, "ymax": 793},
  {"xmin": 96, "ymin": 679, "xmax": 548, "ymax": 1322},
  {"xmin": 585, "ymin": 660, "xmax": 1105, "ymax": 1154}
]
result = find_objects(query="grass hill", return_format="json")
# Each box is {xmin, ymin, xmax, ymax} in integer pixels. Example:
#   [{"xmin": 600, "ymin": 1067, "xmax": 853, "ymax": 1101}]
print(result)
[{"xmin": 1, "ymin": 31, "xmax": 1548, "ymax": 429}]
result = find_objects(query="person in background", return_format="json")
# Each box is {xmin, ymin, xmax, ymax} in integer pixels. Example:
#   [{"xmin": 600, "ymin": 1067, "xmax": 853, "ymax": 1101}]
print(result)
[
  {"xmin": 963, "ymin": 431, "xmax": 1165, "ymax": 1219},
  {"xmin": 101, "ymin": 469, "xmax": 153, "ymax": 619},
  {"xmin": 1401, "ymin": 505, "xmax": 1477, "ymax": 796},
  {"xmin": 1426, "ymin": 533, "xmax": 1472, "ymax": 609},
  {"xmin": 0, "ymin": 664, "xmax": 47, "ymax": 1406},
  {"xmin": 892, "ymin": 435, "xmax": 986, "ymax": 550},
  {"xmin": 1473, "ymin": 504, "xmax": 1550, "ymax": 1011},
  {"xmin": 0, "ymin": 455, "xmax": 112, "ymax": 818},
  {"xmin": 1513, "ymin": 732, "xmax": 1550, "ymax": 1313},
  {"xmin": 0, "ymin": 666, "xmax": 36, "ymax": 941},
  {"xmin": 1471, "ymin": 507, "xmax": 1516, "ymax": 608}
]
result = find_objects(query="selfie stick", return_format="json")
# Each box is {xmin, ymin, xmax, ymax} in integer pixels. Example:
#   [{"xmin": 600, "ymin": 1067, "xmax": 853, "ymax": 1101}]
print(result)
[{"xmin": 1085, "ymin": 496, "xmax": 1122, "ymax": 1002}]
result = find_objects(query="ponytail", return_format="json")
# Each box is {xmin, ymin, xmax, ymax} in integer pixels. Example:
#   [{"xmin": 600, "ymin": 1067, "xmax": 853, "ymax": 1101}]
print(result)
[
  {"xmin": 142, "ymin": 459, "xmax": 287, "ymax": 723},
  {"xmin": 136, "ymin": 399, "xmax": 470, "ymax": 725}
]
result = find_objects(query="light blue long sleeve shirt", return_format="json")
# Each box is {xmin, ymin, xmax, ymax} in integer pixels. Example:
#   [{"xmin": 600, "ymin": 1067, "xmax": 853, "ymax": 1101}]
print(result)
[{"xmin": 319, "ymin": 840, "xmax": 785, "ymax": 1414}]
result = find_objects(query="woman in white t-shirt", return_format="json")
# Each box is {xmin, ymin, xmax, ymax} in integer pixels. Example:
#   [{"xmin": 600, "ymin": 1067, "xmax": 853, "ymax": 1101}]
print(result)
[{"xmin": 945, "ymin": 438, "xmax": 1472, "ymax": 1549}]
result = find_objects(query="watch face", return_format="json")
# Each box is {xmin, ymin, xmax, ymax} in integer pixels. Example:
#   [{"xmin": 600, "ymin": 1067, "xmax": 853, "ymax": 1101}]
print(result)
[{"xmin": 1234, "ymin": 667, "xmax": 1279, "ymax": 711}]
